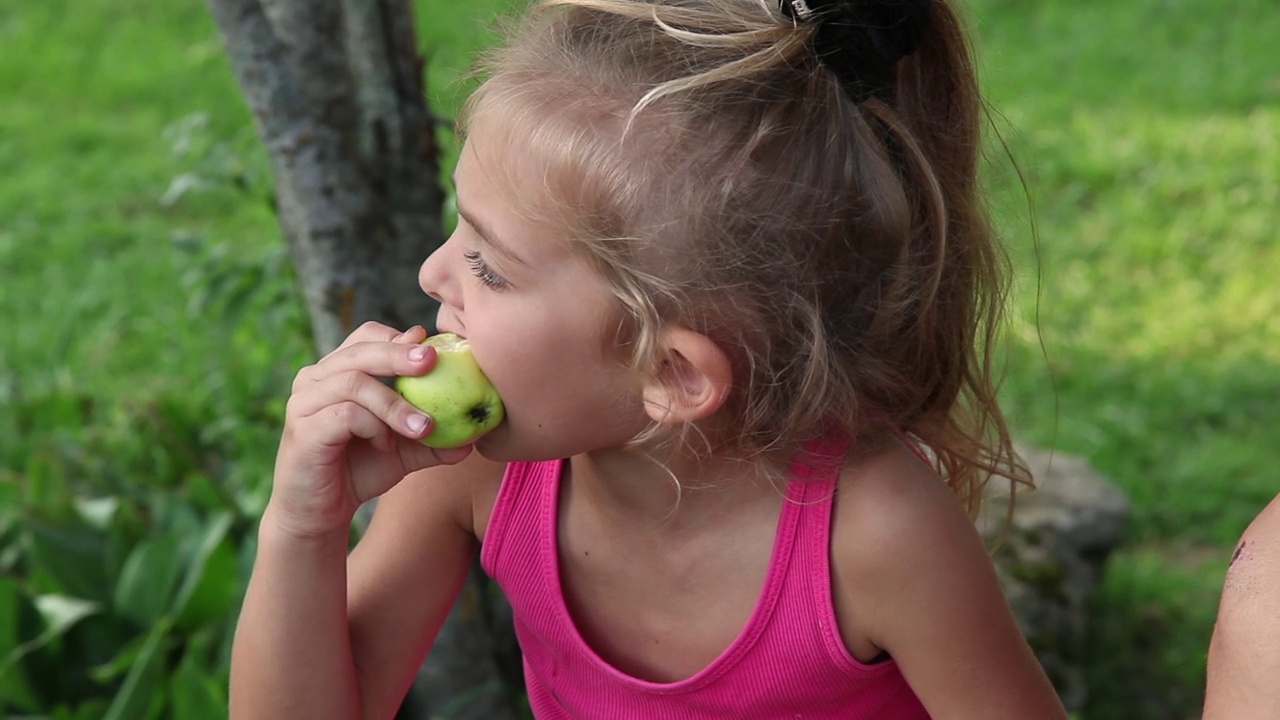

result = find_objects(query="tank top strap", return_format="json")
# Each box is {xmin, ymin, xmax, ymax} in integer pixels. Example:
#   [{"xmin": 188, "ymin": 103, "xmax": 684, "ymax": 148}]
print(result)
[
  {"xmin": 780, "ymin": 433, "xmax": 864, "ymax": 668},
  {"xmin": 480, "ymin": 458, "xmax": 563, "ymax": 583}
]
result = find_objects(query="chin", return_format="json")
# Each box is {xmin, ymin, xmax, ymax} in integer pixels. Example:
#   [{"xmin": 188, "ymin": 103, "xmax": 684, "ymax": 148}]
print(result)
[
  {"xmin": 473, "ymin": 422, "xmax": 588, "ymax": 464},
  {"xmin": 472, "ymin": 423, "xmax": 515, "ymax": 462}
]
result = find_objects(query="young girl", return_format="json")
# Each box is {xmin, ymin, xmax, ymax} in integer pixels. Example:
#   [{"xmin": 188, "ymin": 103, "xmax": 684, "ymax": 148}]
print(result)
[{"xmin": 231, "ymin": 0, "xmax": 1067, "ymax": 717}]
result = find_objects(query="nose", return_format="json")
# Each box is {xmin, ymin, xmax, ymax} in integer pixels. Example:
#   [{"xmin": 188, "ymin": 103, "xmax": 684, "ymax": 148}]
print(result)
[{"xmin": 418, "ymin": 232, "xmax": 459, "ymax": 308}]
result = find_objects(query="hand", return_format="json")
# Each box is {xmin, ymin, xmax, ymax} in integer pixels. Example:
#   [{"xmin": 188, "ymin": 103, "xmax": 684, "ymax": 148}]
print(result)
[{"xmin": 267, "ymin": 321, "xmax": 472, "ymax": 538}]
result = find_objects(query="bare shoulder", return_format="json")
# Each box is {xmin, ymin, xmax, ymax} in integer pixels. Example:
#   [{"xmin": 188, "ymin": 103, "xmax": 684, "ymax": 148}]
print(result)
[
  {"xmin": 831, "ymin": 442, "xmax": 979, "ymax": 588},
  {"xmin": 1230, "ymin": 493, "xmax": 1280, "ymax": 572},
  {"xmin": 830, "ymin": 442, "xmax": 1067, "ymax": 718},
  {"xmin": 828, "ymin": 443, "xmax": 967, "ymax": 654},
  {"xmin": 1204, "ymin": 494, "xmax": 1280, "ymax": 719},
  {"xmin": 1215, "ymin": 493, "xmax": 1280, "ymax": 625}
]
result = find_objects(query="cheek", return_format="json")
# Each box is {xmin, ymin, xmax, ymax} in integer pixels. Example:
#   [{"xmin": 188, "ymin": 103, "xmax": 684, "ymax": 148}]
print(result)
[{"xmin": 474, "ymin": 323, "xmax": 617, "ymax": 409}]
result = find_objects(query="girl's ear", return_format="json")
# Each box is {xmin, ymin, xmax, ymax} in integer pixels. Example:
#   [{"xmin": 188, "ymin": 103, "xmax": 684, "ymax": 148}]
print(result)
[{"xmin": 641, "ymin": 327, "xmax": 733, "ymax": 425}]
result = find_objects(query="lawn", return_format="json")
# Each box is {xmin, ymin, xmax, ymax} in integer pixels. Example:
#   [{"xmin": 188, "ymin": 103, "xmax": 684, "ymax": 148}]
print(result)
[
  {"xmin": 973, "ymin": 1, "xmax": 1280, "ymax": 715},
  {"xmin": 1, "ymin": 0, "xmax": 1277, "ymax": 717}
]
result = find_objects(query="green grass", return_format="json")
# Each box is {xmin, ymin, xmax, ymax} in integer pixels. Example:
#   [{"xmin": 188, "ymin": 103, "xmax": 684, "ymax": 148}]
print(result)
[
  {"xmin": 972, "ymin": 0, "xmax": 1280, "ymax": 715},
  {"xmin": 1, "ymin": 0, "xmax": 1277, "ymax": 717}
]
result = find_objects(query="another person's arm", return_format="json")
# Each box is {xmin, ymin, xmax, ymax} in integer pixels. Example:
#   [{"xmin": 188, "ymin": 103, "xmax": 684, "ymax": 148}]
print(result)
[{"xmin": 1203, "ymin": 495, "xmax": 1280, "ymax": 719}]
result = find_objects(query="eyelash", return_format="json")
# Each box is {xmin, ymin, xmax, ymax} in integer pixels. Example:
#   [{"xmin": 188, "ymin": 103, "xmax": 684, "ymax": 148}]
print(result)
[{"xmin": 464, "ymin": 250, "xmax": 508, "ymax": 290}]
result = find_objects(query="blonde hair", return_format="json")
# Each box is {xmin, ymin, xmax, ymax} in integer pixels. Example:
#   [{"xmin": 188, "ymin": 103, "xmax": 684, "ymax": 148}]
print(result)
[{"xmin": 462, "ymin": 0, "xmax": 1029, "ymax": 515}]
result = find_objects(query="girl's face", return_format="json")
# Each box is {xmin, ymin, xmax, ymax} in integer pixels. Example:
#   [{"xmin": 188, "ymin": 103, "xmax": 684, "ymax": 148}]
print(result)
[{"xmin": 418, "ymin": 120, "xmax": 650, "ymax": 462}]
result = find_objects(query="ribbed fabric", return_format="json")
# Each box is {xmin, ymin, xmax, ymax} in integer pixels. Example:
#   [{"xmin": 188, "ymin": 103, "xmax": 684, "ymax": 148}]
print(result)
[{"xmin": 480, "ymin": 437, "xmax": 931, "ymax": 719}]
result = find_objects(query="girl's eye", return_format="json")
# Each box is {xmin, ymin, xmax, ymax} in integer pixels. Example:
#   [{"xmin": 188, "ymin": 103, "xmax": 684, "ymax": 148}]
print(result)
[{"xmin": 464, "ymin": 250, "xmax": 509, "ymax": 290}]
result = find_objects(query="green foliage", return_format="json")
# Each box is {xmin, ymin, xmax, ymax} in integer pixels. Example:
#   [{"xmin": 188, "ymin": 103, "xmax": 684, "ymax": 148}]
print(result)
[
  {"xmin": 0, "ymin": 223, "xmax": 300, "ymax": 715},
  {"xmin": 0, "ymin": 2, "xmax": 306, "ymax": 713}
]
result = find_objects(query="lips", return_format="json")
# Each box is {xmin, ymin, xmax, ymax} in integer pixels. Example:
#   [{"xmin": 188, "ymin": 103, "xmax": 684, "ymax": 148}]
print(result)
[{"xmin": 432, "ymin": 312, "xmax": 463, "ymax": 339}]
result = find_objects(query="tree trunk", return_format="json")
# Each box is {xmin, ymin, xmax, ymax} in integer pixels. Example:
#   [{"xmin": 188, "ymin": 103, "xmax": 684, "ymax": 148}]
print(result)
[
  {"xmin": 206, "ymin": 0, "xmax": 443, "ymax": 352},
  {"xmin": 204, "ymin": 1, "xmax": 521, "ymax": 717}
]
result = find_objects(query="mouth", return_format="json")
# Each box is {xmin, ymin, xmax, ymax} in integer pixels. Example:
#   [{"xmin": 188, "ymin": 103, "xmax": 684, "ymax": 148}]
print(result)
[{"xmin": 432, "ymin": 315, "xmax": 463, "ymax": 339}]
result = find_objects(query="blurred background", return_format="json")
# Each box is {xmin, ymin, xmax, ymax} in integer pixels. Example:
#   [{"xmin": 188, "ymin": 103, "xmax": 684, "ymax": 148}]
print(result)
[{"xmin": 1, "ymin": 0, "xmax": 1276, "ymax": 718}]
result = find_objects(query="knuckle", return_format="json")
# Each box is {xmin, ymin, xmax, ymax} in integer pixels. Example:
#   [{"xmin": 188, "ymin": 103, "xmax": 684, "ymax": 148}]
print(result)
[
  {"xmin": 331, "ymin": 401, "xmax": 362, "ymax": 425},
  {"xmin": 338, "ymin": 370, "xmax": 365, "ymax": 398},
  {"xmin": 284, "ymin": 392, "xmax": 306, "ymax": 418},
  {"xmin": 382, "ymin": 389, "xmax": 409, "ymax": 417},
  {"xmin": 356, "ymin": 320, "xmax": 390, "ymax": 339},
  {"xmin": 291, "ymin": 364, "xmax": 318, "ymax": 392}
]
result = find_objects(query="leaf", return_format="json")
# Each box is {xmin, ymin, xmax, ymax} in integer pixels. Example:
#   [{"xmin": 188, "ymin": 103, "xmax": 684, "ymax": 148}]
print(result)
[
  {"xmin": 1, "ymin": 593, "xmax": 100, "ymax": 664},
  {"xmin": 101, "ymin": 618, "xmax": 171, "ymax": 720},
  {"xmin": 45, "ymin": 699, "xmax": 112, "ymax": 720},
  {"xmin": 160, "ymin": 172, "xmax": 208, "ymax": 207},
  {"xmin": 89, "ymin": 631, "xmax": 149, "ymax": 684},
  {"xmin": 171, "ymin": 652, "xmax": 228, "ymax": 720},
  {"xmin": 73, "ymin": 495, "xmax": 120, "ymax": 531},
  {"xmin": 0, "ymin": 475, "xmax": 20, "ymax": 522},
  {"xmin": 0, "ymin": 578, "xmax": 42, "ymax": 711},
  {"xmin": 33, "ymin": 594, "xmax": 100, "ymax": 638},
  {"xmin": 172, "ymin": 512, "xmax": 232, "ymax": 624},
  {"xmin": 24, "ymin": 519, "xmax": 111, "ymax": 601},
  {"xmin": 114, "ymin": 535, "xmax": 184, "ymax": 626},
  {"xmin": 174, "ymin": 537, "xmax": 238, "ymax": 632}
]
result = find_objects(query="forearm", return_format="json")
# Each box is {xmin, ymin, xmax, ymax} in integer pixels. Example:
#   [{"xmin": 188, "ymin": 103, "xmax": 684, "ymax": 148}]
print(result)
[{"xmin": 230, "ymin": 506, "xmax": 362, "ymax": 720}]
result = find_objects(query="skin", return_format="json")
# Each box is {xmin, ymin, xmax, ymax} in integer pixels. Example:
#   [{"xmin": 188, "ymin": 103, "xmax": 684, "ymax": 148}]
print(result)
[
  {"xmin": 1203, "ymin": 494, "xmax": 1280, "ymax": 719},
  {"xmin": 228, "ymin": 116, "xmax": 1067, "ymax": 719}
]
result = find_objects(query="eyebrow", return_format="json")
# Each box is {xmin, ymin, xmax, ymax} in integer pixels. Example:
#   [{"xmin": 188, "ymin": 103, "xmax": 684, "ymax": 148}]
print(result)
[
  {"xmin": 455, "ymin": 203, "xmax": 528, "ymax": 267},
  {"xmin": 452, "ymin": 170, "xmax": 528, "ymax": 267}
]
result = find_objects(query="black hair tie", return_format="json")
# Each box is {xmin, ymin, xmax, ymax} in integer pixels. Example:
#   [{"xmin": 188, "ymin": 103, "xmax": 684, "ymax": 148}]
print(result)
[{"xmin": 779, "ymin": 0, "xmax": 932, "ymax": 103}]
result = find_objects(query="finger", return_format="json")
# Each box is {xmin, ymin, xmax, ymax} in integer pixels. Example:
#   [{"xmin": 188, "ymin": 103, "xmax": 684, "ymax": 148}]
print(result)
[
  {"xmin": 288, "ymin": 369, "xmax": 434, "ymax": 441},
  {"xmin": 295, "ymin": 337, "xmax": 438, "ymax": 391},
  {"xmin": 395, "ymin": 437, "xmax": 474, "ymax": 474},
  {"xmin": 291, "ymin": 401, "xmax": 398, "ymax": 458},
  {"xmin": 392, "ymin": 325, "xmax": 428, "ymax": 345},
  {"xmin": 318, "ymin": 320, "xmax": 405, "ymax": 363},
  {"xmin": 344, "ymin": 437, "xmax": 473, "ymax": 503}
]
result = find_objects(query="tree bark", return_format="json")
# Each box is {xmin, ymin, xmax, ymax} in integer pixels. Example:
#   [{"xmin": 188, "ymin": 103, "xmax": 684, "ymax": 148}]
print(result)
[
  {"xmin": 205, "ymin": 0, "xmax": 441, "ymax": 354},
  {"xmin": 204, "ymin": 1, "xmax": 522, "ymax": 717}
]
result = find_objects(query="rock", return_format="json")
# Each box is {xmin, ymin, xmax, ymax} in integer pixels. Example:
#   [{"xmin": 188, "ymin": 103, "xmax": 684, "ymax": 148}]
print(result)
[{"xmin": 980, "ymin": 445, "xmax": 1130, "ymax": 713}]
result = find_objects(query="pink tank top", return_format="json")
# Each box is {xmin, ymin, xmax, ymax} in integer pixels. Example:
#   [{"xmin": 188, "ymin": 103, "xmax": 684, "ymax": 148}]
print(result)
[{"xmin": 480, "ymin": 437, "xmax": 932, "ymax": 719}]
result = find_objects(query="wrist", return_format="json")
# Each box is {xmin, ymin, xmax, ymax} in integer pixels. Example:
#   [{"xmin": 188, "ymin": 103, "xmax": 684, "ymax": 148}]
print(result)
[{"xmin": 259, "ymin": 502, "xmax": 354, "ymax": 547}]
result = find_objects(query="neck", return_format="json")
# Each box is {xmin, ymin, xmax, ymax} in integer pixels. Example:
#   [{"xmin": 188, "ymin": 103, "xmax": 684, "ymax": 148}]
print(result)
[{"xmin": 568, "ymin": 442, "xmax": 786, "ymax": 533}]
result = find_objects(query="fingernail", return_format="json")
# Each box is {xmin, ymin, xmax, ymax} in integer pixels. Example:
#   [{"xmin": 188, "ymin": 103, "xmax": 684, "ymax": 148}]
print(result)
[
  {"xmin": 409, "ymin": 346, "xmax": 428, "ymax": 362},
  {"xmin": 406, "ymin": 414, "xmax": 429, "ymax": 434}
]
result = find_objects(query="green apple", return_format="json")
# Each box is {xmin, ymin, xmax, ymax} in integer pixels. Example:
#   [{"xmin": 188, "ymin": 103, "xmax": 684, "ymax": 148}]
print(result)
[{"xmin": 395, "ymin": 333, "xmax": 505, "ymax": 448}]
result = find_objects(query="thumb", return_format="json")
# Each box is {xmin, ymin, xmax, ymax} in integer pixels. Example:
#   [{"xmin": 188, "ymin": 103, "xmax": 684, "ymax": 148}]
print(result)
[{"xmin": 398, "ymin": 438, "xmax": 474, "ymax": 474}]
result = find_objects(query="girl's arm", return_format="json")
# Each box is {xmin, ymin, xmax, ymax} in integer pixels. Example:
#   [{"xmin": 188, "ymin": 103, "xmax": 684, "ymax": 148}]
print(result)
[
  {"xmin": 833, "ymin": 450, "xmax": 1068, "ymax": 719},
  {"xmin": 230, "ymin": 459, "xmax": 488, "ymax": 720},
  {"xmin": 1203, "ymin": 495, "xmax": 1280, "ymax": 720},
  {"xmin": 228, "ymin": 322, "xmax": 480, "ymax": 720},
  {"xmin": 346, "ymin": 453, "xmax": 505, "ymax": 718},
  {"xmin": 230, "ymin": 509, "xmax": 362, "ymax": 719}
]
